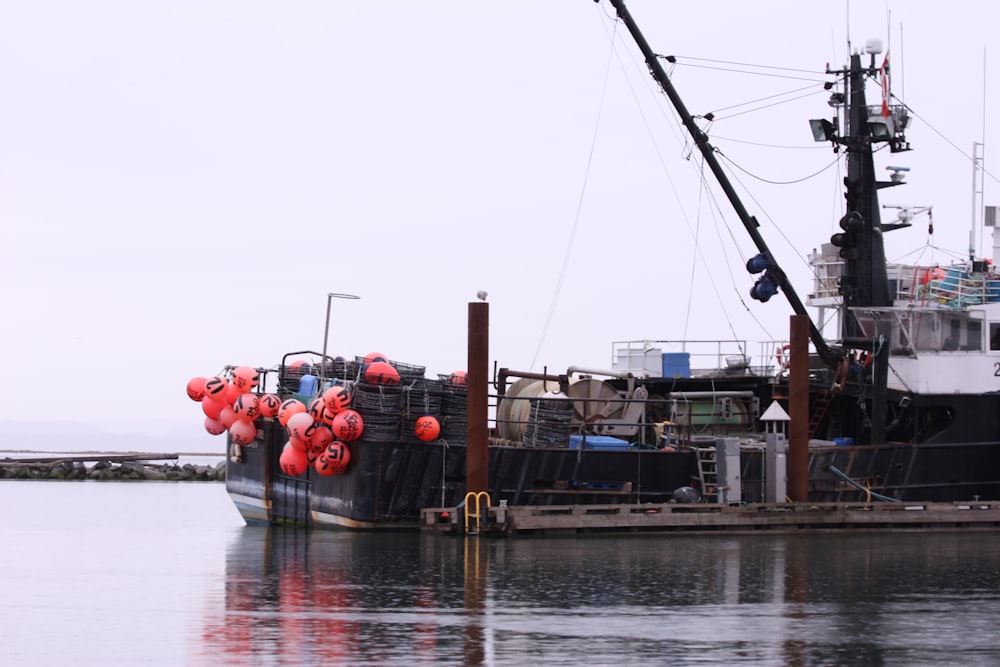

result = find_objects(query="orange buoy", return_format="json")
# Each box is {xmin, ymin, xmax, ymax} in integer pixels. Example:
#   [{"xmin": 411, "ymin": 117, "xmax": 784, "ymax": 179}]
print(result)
[
  {"xmin": 229, "ymin": 420, "xmax": 258, "ymax": 446},
  {"xmin": 309, "ymin": 424, "xmax": 334, "ymax": 451},
  {"xmin": 288, "ymin": 435, "xmax": 309, "ymax": 452},
  {"xmin": 279, "ymin": 443, "xmax": 309, "ymax": 476},
  {"xmin": 233, "ymin": 393, "xmax": 261, "ymax": 422},
  {"xmin": 323, "ymin": 386, "xmax": 352, "ymax": 413},
  {"xmin": 201, "ymin": 395, "xmax": 226, "ymax": 420},
  {"xmin": 314, "ymin": 451, "xmax": 338, "ymax": 477},
  {"xmin": 258, "ymin": 393, "xmax": 281, "ymax": 419},
  {"xmin": 223, "ymin": 382, "xmax": 243, "ymax": 405},
  {"xmin": 286, "ymin": 412, "xmax": 315, "ymax": 442},
  {"xmin": 218, "ymin": 405, "xmax": 238, "ymax": 430},
  {"xmin": 307, "ymin": 397, "xmax": 333, "ymax": 424},
  {"xmin": 331, "ymin": 409, "xmax": 364, "ymax": 442},
  {"xmin": 204, "ymin": 417, "xmax": 225, "ymax": 436},
  {"xmin": 363, "ymin": 361, "xmax": 399, "ymax": 385},
  {"xmin": 324, "ymin": 441, "xmax": 351, "ymax": 472},
  {"xmin": 448, "ymin": 371, "xmax": 467, "ymax": 386},
  {"xmin": 363, "ymin": 352, "xmax": 388, "ymax": 364},
  {"xmin": 278, "ymin": 399, "xmax": 306, "ymax": 427},
  {"xmin": 414, "ymin": 415, "xmax": 440, "ymax": 442},
  {"xmin": 231, "ymin": 365, "xmax": 259, "ymax": 392},
  {"xmin": 203, "ymin": 376, "xmax": 227, "ymax": 399},
  {"xmin": 187, "ymin": 377, "xmax": 207, "ymax": 402}
]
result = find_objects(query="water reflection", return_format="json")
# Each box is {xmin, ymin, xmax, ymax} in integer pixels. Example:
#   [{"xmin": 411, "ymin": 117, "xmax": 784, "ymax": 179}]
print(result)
[{"xmin": 197, "ymin": 530, "xmax": 1000, "ymax": 666}]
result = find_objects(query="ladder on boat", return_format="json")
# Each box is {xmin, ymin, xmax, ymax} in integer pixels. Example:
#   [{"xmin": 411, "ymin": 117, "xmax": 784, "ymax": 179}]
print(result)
[
  {"xmin": 808, "ymin": 389, "xmax": 833, "ymax": 440},
  {"xmin": 696, "ymin": 447, "xmax": 718, "ymax": 503}
]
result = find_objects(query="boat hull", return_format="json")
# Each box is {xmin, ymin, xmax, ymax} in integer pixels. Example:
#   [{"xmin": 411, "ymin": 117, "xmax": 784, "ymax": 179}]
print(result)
[{"xmin": 226, "ymin": 417, "xmax": 1000, "ymax": 530}]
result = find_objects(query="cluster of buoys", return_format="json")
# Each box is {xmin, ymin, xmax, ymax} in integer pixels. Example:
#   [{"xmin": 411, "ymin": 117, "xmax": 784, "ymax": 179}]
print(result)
[
  {"xmin": 276, "ymin": 382, "xmax": 364, "ymax": 477},
  {"xmin": 187, "ymin": 367, "xmax": 277, "ymax": 447},
  {"xmin": 187, "ymin": 353, "xmax": 461, "ymax": 475}
]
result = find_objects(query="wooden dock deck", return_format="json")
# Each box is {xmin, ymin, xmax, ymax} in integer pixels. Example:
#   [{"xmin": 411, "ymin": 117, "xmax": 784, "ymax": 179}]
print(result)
[{"xmin": 420, "ymin": 501, "xmax": 1000, "ymax": 536}]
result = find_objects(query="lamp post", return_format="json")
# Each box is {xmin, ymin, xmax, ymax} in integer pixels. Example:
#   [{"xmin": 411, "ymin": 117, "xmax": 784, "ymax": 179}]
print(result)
[{"xmin": 322, "ymin": 293, "xmax": 360, "ymax": 378}]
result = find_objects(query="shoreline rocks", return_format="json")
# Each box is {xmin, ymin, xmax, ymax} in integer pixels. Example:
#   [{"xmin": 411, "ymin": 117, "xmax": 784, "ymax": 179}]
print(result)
[{"xmin": 0, "ymin": 459, "xmax": 226, "ymax": 481}]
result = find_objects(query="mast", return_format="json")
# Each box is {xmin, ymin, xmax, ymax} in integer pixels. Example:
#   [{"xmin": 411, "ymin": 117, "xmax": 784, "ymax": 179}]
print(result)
[{"xmin": 607, "ymin": 0, "xmax": 842, "ymax": 367}]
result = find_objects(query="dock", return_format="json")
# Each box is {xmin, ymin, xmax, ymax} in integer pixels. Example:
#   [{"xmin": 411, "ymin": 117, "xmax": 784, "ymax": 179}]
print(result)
[{"xmin": 421, "ymin": 500, "xmax": 1000, "ymax": 536}]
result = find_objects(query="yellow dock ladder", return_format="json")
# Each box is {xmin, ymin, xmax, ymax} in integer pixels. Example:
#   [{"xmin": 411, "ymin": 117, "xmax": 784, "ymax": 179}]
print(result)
[{"xmin": 463, "ymin": 491, "xmax": 491, "ymax": 535}]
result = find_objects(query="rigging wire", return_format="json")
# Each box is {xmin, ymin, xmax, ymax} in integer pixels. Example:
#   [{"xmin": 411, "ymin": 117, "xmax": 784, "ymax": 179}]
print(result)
[
  {"xmin": 656, "ymin": 58, "xmax": 828, "ymax": 84},
  {"xmin": 607, "ymin": 14, "xmax": 808, "ymax": 349},
  {"xmin": 708, "ymin": 83, "xmax": 824, "ymax": 115},
  {"xmin": 712, "ymin": 90, "xmax": 827, "ymax": 121},
  {"xmin": 529, "ymin": 7, "xmax": 617, "ymax": 371},
  {"xmin": 903, "ymin": 100, "xmax": 1000, "ymax": 186},
  {"xmin": 711, "ymin": 134, "xmax": 828, "ymax": 150},
  {"xmin": 718, "ymin": 152, "xmax": 841, "ymax": 185},
  {"xmin": 657, "ymin": 53, "xmax": 826, "ymax": 76}
]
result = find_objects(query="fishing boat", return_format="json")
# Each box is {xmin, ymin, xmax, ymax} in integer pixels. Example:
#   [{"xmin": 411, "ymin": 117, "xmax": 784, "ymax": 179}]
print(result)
[{"xmin": 196, "ymin": 1, "xmax": 1000, "ymax": 529}]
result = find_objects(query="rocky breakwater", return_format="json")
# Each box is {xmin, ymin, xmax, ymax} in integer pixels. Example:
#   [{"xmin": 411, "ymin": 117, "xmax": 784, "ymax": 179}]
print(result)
[{"xmin": 0, "ymin": 454, "xmax": 226, "ymax": 481}]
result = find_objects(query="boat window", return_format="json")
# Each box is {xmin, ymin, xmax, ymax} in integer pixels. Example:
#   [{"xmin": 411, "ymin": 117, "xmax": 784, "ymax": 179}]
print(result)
[
  {"xmin": 991, "ymin": 323, "xmax": 1000, "ymax": 351},
  {"xmin": 966, "ymin": 320, "xmax": 983, "ymax": 351},
  {"xmin": 913, "ymin": 314, "xmax": 940, "ymax": 352},
  {"xmin": 942, "ymin": 319, "xmax": 961, "ymax": 351}
]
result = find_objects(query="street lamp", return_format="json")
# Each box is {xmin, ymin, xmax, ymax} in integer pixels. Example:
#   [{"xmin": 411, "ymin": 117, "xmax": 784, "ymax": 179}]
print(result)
[{"xmin": 322, "ymin": 292, "xmax": 360, "ymax": 378}]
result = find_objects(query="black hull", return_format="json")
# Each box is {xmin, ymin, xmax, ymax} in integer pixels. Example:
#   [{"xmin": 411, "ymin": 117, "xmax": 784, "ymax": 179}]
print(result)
[
  {"xmin": 226, "ymin": 417, "xmax": 1000, "ymax": 530},
  {"xmin": 227, "ymin": 419, "xmax": 698, "ymax": 529}
]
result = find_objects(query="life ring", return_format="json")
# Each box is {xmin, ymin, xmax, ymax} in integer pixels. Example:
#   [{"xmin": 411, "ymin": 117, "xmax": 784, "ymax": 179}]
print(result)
[
  {"xmin": 775, "ymin": 344, "xmax": 791, "ymax": 370},
  {"xmin": 921, "ymin": 267, "xmax": 945, "ymax": 284}
]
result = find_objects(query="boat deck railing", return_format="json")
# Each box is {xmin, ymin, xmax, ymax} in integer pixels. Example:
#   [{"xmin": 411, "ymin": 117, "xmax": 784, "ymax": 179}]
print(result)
[
  {"xmin": 809, "ymin": 249, "xmax": 1000, "ymax": 310},
  {"xmin": 611, "ymin": 339, "xmax": 783, "ymax": 378}
]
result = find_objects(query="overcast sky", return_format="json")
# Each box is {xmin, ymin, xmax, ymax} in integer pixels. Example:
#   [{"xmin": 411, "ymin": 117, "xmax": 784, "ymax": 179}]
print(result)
[{"xmin": 1, "ymin": 1, "xmax": 996, "ymax": 447}]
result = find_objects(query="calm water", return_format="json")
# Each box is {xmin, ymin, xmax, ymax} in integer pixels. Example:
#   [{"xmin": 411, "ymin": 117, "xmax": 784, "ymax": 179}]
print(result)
[{"xmin": 2, "ymin": 482, "xmax": 1000, "ymax": 666}]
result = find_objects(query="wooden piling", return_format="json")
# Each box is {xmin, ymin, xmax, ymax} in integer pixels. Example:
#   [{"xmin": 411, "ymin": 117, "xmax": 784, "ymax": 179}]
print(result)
[
  {"xmin": 788, "ymin": 314, "xmax": 809, "ymax": 501},
  {"xmin": 466, "ymin": 301, "xmax": 489, "ymax": 492}
]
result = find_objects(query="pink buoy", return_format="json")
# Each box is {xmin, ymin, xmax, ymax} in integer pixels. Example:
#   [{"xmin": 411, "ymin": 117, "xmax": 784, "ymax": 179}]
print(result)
[
  {"xmin": 286, "ymin": 412, "xmax": 315, "ymax": 442},
  {"xmin": 322, "ymin": 386, "xmax": 352, "ymax": 413},
  {"xmin": 204, "ymin": 417, "xmax": 225, "ymax": 436},
  {"xmin": 278, "ymin": 399, "xmax": 306, "ymax": 426},
  {"xmin": 414, "ymin": 415, "xmax": 440, "ymax": 442},
  {"xmin": 201, "ymin": 395, "xmax": 226, "ymax": 420},
  {"xmin": 218, "ymin": 405, "xmax": 238, "ymax": 430},
  {"xmin": 229, "ymin": 420, "xmax": 258, "ymax": 446},
  {"xmin": 279, "ymin": 444, "xmax": 309, "ymax": 476},
  {"xmin": 258, "ymin": 393, "xmax": 281, "ymax": 419},
  {"xmin": 233, "ymin": 393, "xmax": 261, "ymax": 422},
  {"xmin": 187, "ymin": 377, "xmax": 207, "ymax": 402},
  {"xmin": 363, "ymin": 361, "xmax": 399, "ymax": 385},
  {"xmin": 331, "ymin": 409, "xmax": 364, "ymax": 442},
  {"xmin": 231, "ymin": 365, "xmax": 259, "ymax": 392}
]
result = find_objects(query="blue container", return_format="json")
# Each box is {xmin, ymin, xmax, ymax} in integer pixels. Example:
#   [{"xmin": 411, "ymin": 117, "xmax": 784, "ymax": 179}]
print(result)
[
  {"xmin": 298, "ymin": 374, "xmax": 319, "ymax": 397},
  {"xmin": 569, "ymin": 435, "xmax": 630, "ymax": 451},
  {"xmin": 833, "ymin": 437, "xmax": 855, "ymax": 447},
  {"xmin": 662, "ymin": 352, "xmax": 691, "ymax": 378}
]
